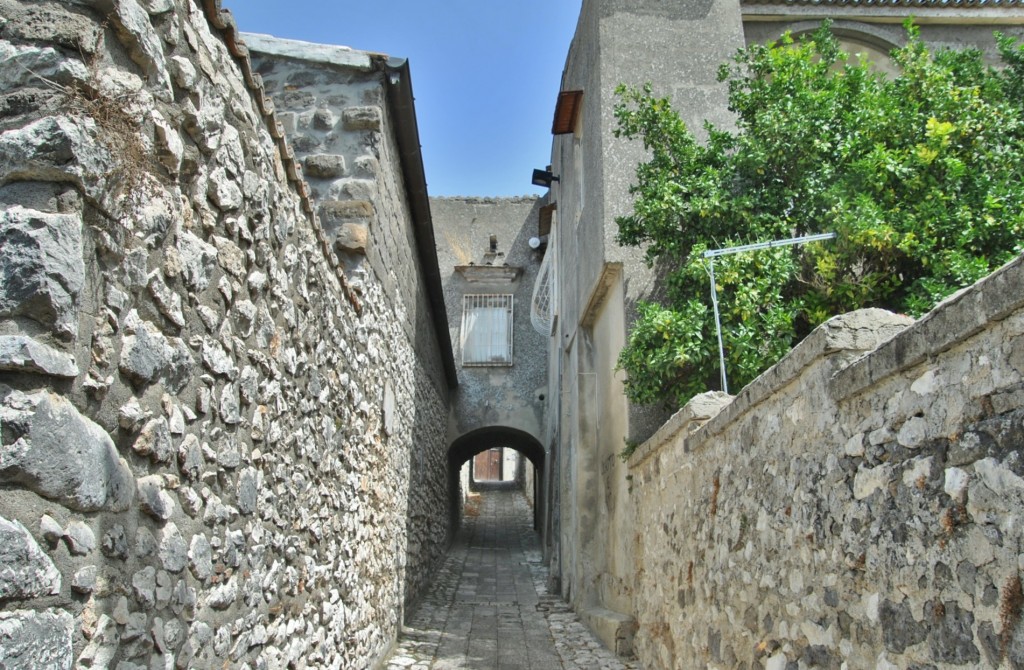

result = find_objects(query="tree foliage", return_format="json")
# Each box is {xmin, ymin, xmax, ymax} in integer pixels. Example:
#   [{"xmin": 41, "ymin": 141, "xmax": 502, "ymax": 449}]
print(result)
[{"xmin": 614, "ymin": 22, "xmax": 1024, "ymax": 406}]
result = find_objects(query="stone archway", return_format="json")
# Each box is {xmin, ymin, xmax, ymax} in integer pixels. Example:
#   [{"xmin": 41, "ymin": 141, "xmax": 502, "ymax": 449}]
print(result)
[{"xmin": 447, "ymin": 426, "xmax": 546, "ymax": 538}]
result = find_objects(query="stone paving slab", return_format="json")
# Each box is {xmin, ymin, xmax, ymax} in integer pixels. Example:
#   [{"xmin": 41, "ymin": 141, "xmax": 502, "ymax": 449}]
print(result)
[{"xmin": 385, "ymin": 490, "xmax": 637, "ymax": 670}]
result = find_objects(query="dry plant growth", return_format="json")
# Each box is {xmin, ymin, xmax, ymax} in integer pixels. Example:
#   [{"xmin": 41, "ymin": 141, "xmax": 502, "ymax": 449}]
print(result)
[
  {"xmin": 1000, "ymin": 573, "xmax": 1023, "ymax": 659},
  {"xmin": 464, "ymin": 493, "xmax": 481, "ymax": 518},
  {"xmin": 27, "ymin": 21, "xmax": 164, "ymax": 212}
]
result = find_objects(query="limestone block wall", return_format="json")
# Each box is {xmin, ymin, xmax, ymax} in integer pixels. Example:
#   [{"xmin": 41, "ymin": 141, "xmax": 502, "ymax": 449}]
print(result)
[
  {"xmin": 628, "ymin": 255, "xmax": 1024, "ymax": 668},
  {"xmin": 0, "ymin": 1, "xmax": 450, "ymax": 668}
]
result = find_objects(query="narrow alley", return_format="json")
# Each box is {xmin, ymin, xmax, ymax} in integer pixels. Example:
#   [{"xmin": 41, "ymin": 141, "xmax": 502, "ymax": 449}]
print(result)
[{"xmin": 385, "ymin": 489, "xmax": 637, "ymax": 670}]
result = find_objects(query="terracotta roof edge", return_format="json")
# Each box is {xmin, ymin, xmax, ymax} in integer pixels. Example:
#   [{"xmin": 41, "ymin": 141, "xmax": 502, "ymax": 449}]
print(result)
[{"xmin": 199, "ymin": 0, "xmax": 362, "ymax": 312}]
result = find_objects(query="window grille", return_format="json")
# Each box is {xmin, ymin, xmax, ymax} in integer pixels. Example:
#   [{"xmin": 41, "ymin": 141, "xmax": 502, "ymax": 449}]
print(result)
[
  {"xmin": 461, "ymin": 294, "xmax": 514, "ymax": 366},
  {"xmin": 531, "ymin": 247, "xmax": 554, "ymax": 335}
]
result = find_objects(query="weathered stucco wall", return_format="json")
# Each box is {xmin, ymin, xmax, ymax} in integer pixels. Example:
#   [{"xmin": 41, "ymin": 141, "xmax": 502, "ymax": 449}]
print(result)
[
  {"xmin": 628, "ymin": 254, "xmax": 1024, "ymax": 669},
  {"xmin": 742, "ymin": 15, "xmax": 1024, "ymax": 63},
  {"xmin": 0, "ymin": 1, "xmax": 450, "ymax": 668},
  {"xmin": 431, "ymin": 195, "xmax": 551, "ymax": 548},
  {"xmin": 548, "ymin": 0, "xmax": 749, "ymax": 653},
  {"xmin": 431, "ymin": 196, "xmax": 546, "ymax": 444}
]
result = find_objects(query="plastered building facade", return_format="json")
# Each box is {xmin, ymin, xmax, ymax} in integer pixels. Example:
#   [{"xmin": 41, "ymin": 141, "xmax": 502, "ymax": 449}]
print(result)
[{"xmin": 540, "ymin": 0, "xmax": 1024, "ymax": 659}]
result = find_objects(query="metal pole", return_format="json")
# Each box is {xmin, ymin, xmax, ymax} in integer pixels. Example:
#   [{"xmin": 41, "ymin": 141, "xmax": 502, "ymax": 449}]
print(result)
[
  {"xmin": 707, "ymin": 259, "xmax": 728, "ymax": 394},
  {"xmin": 702, "ymin": 232, "xmax": 837, "ymax": 259},
  {"xmin": 701, "ymin": 232, "xmax": 837, "ymax": 397}
]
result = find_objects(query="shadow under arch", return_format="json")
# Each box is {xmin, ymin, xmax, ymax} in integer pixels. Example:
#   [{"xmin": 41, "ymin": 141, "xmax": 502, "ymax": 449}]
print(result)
[{"xmin": 447, "ymin": 426, "xmax": 546, "ymax": 537}]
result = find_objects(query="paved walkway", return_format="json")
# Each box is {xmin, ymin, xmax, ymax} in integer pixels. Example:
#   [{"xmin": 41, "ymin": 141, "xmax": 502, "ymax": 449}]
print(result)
[{"xmin": 385, "ymin": 488, "xmax": 637, "ymax": 670}]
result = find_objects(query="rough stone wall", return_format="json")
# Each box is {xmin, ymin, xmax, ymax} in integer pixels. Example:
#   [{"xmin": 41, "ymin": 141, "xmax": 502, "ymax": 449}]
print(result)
[
  {"xmin": 245, "ymin": 35, "xmax": 449, "ymax": 392},
  {"xmin": 0, "ymin": 1, "xmax": 449, "ymax": 668},
  {"xmin": 628, "ymin": 255, "xmax": 1024, "ymax": 669},
  {"xmin": 244, "ymin": 34, "xmax": 452, "ymax": 615}
]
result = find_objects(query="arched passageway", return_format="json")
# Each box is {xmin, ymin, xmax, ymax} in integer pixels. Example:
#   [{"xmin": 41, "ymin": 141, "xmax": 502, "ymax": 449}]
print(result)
[
  {"xmin": 384, "ymin": 428, "xmax": 631, "ymax": 668},
  {"xmin": 446, "ymin": 426, "xmax": 547, "ymax": 545}
]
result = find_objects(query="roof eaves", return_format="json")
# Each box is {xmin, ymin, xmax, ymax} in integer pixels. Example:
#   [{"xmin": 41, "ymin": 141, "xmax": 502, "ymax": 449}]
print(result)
[{"xmin": 382, "ymin": 58, "xmax": 460, "ymax": 390}]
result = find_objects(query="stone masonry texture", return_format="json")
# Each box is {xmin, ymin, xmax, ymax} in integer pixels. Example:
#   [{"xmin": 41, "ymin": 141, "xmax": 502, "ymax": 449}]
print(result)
[
  {"xmin": 628, "ymin": 257, "xmax": 1024, "ymax": 668},
  {"xmin": 0, "ymin": 1, "xmax": 451, "ymax": 668},
  {"xmin": 245, "ymin": 33, "xmax": 453, "ymax": 616}
]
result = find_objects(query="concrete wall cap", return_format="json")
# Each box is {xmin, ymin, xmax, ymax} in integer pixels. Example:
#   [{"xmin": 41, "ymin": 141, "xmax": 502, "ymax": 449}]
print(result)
[
  {"xmin": 239, "ymin": 32, "xmax": 374, "ymax": 70},
  {"xmin": 834, "ymin": 252, "xmax": 1024, "ymax": 401},
  {"xmin": 629, "ymin": 391, "xmax": 733, "ymax": 468},
  {"xmin": 705, "ymin": 308, "xmax": 909, "ymax": 434}
]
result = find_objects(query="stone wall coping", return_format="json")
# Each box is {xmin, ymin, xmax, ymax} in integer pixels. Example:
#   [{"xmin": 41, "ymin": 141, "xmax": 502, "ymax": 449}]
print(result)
[
  {"xmin": 629, "ymin": 308, "xmax": 914, "ymax": 469},
  {"xmin": 431, "ymin": 196, "xmax": 541, "ymax": 204},
  {"xmin": 239, "ymin": 33, "xmax": 374, "ymax": 71},
  {"xmin": 629, "ymin": 252, "xmax": 1024, "ymax": 470},
  {"xmin": 627, "ymin": 391, "xmax": 732, "ymax": 468},
  {"xmin": 832, "ymin": 252, "xmax": 1024, "ymax": 402}
]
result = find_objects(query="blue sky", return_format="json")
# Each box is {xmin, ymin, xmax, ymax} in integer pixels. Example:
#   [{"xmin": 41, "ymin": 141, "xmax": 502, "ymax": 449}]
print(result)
[{"xmin": 224, "ymin": 1, "xmax": 583, "ymax": 197}]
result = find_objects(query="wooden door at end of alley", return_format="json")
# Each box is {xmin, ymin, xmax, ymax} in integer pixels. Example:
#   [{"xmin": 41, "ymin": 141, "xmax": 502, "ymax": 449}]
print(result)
[{"xmin": 474, "ymin": 448, "xmax": 502, "ymax": 481}]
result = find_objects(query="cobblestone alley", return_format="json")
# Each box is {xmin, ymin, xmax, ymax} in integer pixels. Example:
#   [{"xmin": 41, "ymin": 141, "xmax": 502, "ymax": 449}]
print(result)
[{"xmin": 385, "ymin": 489, "xmax": 637, "ymax": 670}]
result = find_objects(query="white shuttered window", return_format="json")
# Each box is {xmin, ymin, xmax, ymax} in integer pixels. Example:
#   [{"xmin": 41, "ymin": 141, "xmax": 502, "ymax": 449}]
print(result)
[{"xmin": 461, "ymin": 294, "xmax": 513, "ymax": 366}]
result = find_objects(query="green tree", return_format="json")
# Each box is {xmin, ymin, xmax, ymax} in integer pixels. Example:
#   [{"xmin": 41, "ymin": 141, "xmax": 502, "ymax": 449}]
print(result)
[{"xmin": 615, "ymin": 22, "xmax": 1024, "ymax": 407}]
